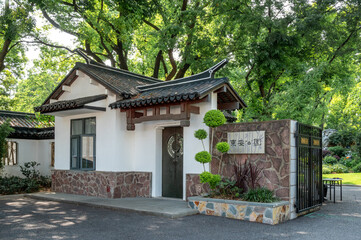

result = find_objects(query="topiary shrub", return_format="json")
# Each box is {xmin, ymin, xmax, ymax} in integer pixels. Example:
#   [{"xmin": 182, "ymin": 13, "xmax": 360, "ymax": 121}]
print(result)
[
  {"xmin": 200, "ymin": 171, "xmax": 221, "ymax": 190},
  {"xmin": 195, "ymin": 151, "xmax": 212, "ymax": 164},
  {"xmin": 194, "ymin": 129, "xmax": 208, "ymax": 140},
  {"xmin": 323, "ymin": 156, "xmax": 337, "ymax": 165},
  {"xmin": 203, "ymin": 110, "xmax": 226, "ymax": 128},
  {"xmin": 216, "ymin": 142, "xmax": 230, "ymax": 153}
]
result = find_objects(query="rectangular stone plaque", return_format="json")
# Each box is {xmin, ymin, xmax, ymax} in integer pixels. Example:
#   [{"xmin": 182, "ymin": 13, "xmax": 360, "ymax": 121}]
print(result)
[{"xmin": 227, "ymin": 131, "xmax": 265, "ymax": 154}]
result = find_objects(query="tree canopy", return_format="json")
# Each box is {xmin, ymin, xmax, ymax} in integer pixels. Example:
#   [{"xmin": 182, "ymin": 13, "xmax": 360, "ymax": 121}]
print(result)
[{"xmin": 1, "ymin": 0, "xmax": 361, "ymax": 130}]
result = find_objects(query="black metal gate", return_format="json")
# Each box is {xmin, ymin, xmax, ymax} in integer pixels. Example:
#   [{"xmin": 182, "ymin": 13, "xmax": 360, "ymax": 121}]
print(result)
[{"xmin": 296, "ymin": 123, "xmax": 322, "ymax": 213}]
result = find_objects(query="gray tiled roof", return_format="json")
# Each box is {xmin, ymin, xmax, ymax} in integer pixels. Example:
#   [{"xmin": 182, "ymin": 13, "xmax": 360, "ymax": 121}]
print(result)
[
  {"xmin": 34, "ymin": 94, "xmax": 107, "ymax": 114},
  {"xmin": 0, "ymin": 111, "xmax": 54, "ymax": 139},
  {"xmin": 0, "ymin": 110, "xmax": 54, "ymax": 128},
  {"xmin": 109, "ymin": 78, "xmax": 229, "ymax": 109},
  {"xmin": 76, "ymin": 63, "xmax": 161, "ymax": 98}
]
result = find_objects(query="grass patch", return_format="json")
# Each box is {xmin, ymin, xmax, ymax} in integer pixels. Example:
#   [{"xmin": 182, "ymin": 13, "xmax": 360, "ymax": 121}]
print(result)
[{"xmin": 323, "ymin": 173, "xmax": 361, "ymax": 185}]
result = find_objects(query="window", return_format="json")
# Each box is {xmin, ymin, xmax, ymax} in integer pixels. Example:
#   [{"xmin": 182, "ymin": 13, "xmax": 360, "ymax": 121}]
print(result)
[
  {"xmin": 70, "ymin": 118, "xmax": 96, "ymax": 170},
  {"xmin": 2, "ymin": 141, "xmax": 17, "ymax": 166},
  {"xmin": 51, "ymin": 142, "xmax": 55, "ymax": 167}
]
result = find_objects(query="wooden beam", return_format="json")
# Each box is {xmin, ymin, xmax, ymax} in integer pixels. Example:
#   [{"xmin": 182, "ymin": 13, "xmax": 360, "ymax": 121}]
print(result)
[
  {"xmin": 218, "ymin": 102, "xmax": 240, "ymax": 110},
  {"xmin": 188, "ymin": 105, "xmax": 200, "ymax": 114},
  {"xmin": 180, "ymin": 120, "xmax": 190, "ymax": 127},
  {"xmin": 215, "ymin": 85, "xmax": 227, "ymax": 93},
  {"xmin": 134, "ymin": 112, "xmax": 189, "ymax": 124},
  {"xmin": 126, "ymin": 109, "xmax": 135, "ymax": 131}
]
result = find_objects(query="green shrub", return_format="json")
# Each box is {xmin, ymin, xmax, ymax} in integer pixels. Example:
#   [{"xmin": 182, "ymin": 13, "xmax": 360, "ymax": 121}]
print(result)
[
  {"xmin": 323, "ymin": 156, "xmax": 337, "ymax": 165},
  {"xmin": 339, "ymin": 157, "xmax": 354, "ymax": 168},
  {"xmin": 331, "ymin": 164, "xmax": 349, "ymax": 173},
  {"xmin": 203, "ymin": 110, "xmax": 226, "ymax": 128},
  {"xmin": 195, "ymin": 151, "xmax": 212, "ymax": 164},
  {"xmin": 329, "ymin": 130, "xmax": 355, "ymax": 147},
  {"xmin": 328, "ymin": 146, "xmax": 347, "ymax": 158},
  {"xmin": 242, "ymin": 187, "xmax": 280, "ymax": 203},
  {"xmin": 20, "ymin": 161, "xmax": 40, "ymax": 179},
  {"xmin": 352, "ymin": 163, "xmax": 361, "ymax": 173},
  {"xmin": 216, "ymin": 142, "xmax": 230, "ymax": 153},
  {"xmin": 0, "ymin": 176, "xmax": 40, "ymax": 194},
  {"xmin": 194, "ymin": 129, "xmax": 208, "ymax": 140},
  {"xmin": 216, "ymin": 178, "xmax": 241, "ymax": 198},
  {"xmin": 322, "ymin": 165, "xmax": 332, "ymax": 174},
  {"xmin": 200, "ymin": 171, "xmax": 221, "ymax": 189}
]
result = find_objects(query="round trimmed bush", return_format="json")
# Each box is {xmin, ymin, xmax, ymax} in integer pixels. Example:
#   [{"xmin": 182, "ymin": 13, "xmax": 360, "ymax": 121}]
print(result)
[
  {"xmin": 194, "ymin": 129, "xmax": 208, "ymax": 140},
  {"xmin": 195, "ymin": 151, "xmax": 212, "ymax": 164},
  {"xmin": 199, "ymin": 171, "xmax": 221, "ymax": 189},
  {"xmin": 322, "ymin": 165, "xmax": 332, "ymax": 174},
  {"xmin": 203, "ymin": 110, "xmax": 226, "ymax": 128},
  {"xmin": 352, "ymin": 162, "xmax": 361, "ymax": 173},
  {"xmin": 216, "ymin": 142, "xmax": 230, "ymax": 153}
]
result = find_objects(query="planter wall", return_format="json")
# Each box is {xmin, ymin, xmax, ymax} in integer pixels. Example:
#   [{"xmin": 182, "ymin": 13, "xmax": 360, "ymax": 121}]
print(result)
[{"xmin": 188, "ymin": 197, "xmax": 290, "ymax": 225}]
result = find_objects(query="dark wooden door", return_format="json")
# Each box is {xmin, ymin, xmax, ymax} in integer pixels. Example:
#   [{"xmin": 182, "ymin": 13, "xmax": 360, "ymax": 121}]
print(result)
[{"xmin": 162, "ymin": 127, "xmax": 183, "ymax": 198}]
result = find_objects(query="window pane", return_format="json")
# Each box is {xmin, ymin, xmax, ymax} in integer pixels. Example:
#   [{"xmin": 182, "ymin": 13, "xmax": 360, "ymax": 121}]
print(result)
[
  {"xmin": 71, "ymin": 138, "xmax": 78, "ymax": 168},
  {"xmin": 85, "ymin": 118, "xmax": 96, "ymax": 134},
  {"xmin": 82, "ymin": 136, "xmax": 94, "ymax": 169},
  {"xmin": 72, "ymin": 120, "xmax": 83, "ymax": 135}
]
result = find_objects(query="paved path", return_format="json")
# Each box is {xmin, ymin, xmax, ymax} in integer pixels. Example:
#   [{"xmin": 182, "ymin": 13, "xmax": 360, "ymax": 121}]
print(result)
[
  {"xmin": 26, "ymin": 192, "xmax": 198, "ymax": 218},
  {"xmin": 1, "ymin": 187, "xmax": 361, "ymax": 240}
]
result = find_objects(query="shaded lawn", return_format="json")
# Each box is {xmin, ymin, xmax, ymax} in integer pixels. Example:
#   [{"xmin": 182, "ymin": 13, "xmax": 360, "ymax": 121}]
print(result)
[{"xmin": 323, "ymin": 173, "xmax": 361, "ymax": 185}]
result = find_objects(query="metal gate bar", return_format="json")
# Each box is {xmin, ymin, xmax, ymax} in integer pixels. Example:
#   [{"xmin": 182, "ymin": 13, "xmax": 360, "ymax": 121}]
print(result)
[{"xmin": 296, "ymin": 123, "xmax": 322, "ymax": 213}]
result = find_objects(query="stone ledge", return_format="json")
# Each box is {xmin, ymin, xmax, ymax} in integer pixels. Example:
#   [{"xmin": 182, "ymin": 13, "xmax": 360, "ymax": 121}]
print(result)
[{"xmin": 188, "ymin": 197, "xmax": 290, "ymax": 225}]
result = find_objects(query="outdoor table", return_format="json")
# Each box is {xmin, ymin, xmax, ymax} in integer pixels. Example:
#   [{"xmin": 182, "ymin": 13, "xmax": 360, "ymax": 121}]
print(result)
[{"xmin": 322, "ymin": 178, "xmax": 343, "ymax": 203}]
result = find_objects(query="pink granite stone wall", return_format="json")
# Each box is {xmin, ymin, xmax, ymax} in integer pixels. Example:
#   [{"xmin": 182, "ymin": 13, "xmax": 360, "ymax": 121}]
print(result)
[
  {"xmin": 186, "ymin": 120, "xmax": 291, "ymax": 200},
  {"xmin": 186, "ymin": 174, "xmax": 210, "ymax": 199},
  {"xmin": 51, "ymin": 170, "xmax": 152, "ymax": 198}
]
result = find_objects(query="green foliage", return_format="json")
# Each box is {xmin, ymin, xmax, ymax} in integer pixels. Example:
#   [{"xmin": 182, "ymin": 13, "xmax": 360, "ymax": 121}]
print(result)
[
  {"xmin": 20, "ymin": 161, "xmax": 41, "ymax": 180},
  {"xmin": 242, "ymin": 188, "xmax": 279, "ymax": 203},
  {"xmin": 352, "ymin": 163, "xmax": 361, "ymax": 173},
  {"xmin": 199, "ymin": 172, "xmax": 221, "ymax": 190},
  {"xmin": 203, "ymin": 110, "xmax": 226, "ymax": 128},
  {"xmin": 216, "ymin": 178, "xmax": 241, "ymax": 198},
  {"xmin": 195, "ymin": 151, "xmax": 212, "ymax": 164},
  {"xmin": 322, "ymin": 165, "xmax": 332, "ymax": 174},
  {"xmin": 216, "ymin": 142, "xmax": 230, "ymax": 153},
  {"xmin": 194, "ymin": 129, "xmax": 207, "ymax": 140},
  {"xmin": 323, "ymin": 156, "xmax": 338, "ymax": 165},
  {"xmin": 329, "ymin": 130, "xmax": 355, "ymax": 147},
  {"xmin": 0, "ymin": 176, "xmax": 39, "ymax": 194},
  {"xmin": 0, "ymin": 120, "xmax": 14, "ymax": 168},
  {"xmin": 331, "ymin": 164, "xmax": 349, "ymax": 173},
  {"xmin": 339, "ymin": 157, "xmax": 355, "ymax": 168},
  {"xmin": 328, "ymin": 146, "xmax": 347, "ymax": 158}
]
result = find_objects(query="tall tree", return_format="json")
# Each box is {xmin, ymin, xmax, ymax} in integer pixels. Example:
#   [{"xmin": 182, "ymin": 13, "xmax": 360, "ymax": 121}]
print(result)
[{"xmin": 0, "ymin": 0, "xmax": 34, "ymax": 109}]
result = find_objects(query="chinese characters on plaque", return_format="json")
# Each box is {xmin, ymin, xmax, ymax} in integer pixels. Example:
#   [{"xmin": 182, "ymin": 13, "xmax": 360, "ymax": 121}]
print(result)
[{"xmin": 227, "ymin": 131, "xmax": 265, "ymax": 154}]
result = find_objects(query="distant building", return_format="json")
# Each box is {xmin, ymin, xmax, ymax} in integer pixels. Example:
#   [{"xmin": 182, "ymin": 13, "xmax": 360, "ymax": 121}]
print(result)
[{"xmin": 0, "ymin": 110, "xmax": 54, "ymax": 177}]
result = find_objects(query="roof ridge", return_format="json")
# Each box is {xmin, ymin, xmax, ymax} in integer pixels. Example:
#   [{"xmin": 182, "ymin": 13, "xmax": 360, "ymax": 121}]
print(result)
[
  {"xmin": 76, "ymin": 62, "xmax": 162, "ymax": 83},
  {"xmin": 0, "ymin": 110, "xmax": 35, "ymax": 118},
  {"xmin": 137, "ymin": 59, "xmax": 228, "ymax": 92},
  {"xmin": 138, "ymin": 77, "xmax": 228, "ymax": 93}
]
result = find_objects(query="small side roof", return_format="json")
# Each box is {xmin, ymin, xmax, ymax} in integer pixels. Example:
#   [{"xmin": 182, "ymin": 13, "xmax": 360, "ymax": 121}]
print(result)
[{"xmin": 0, "ymin": 110, "xmax": 54, "ymax": 140}]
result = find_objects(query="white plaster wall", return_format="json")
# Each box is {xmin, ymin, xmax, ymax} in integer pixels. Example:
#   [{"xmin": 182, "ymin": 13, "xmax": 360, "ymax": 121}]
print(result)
[
  {"xmin": 289, "ymin": 120, "xmax": 298, "ymax": 220},
  {"xmin": 2, "ymin": 139, "xmax": 53, "ymax": 177},
  {"xmin": 53, "ymin": 70, "xmax": 219, "ymax": 199}
]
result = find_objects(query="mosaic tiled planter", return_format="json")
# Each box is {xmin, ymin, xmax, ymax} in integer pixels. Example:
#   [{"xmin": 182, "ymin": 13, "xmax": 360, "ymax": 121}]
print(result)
[{"xmin": 188, "ymin": 197, "xmax": 290, "ymax": 225}]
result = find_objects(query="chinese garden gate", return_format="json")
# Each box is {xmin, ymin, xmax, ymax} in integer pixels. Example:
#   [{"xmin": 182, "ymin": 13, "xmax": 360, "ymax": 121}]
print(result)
[{"xmin": 296, "ymin": 123, "xmax": 323, "ymax": 213}]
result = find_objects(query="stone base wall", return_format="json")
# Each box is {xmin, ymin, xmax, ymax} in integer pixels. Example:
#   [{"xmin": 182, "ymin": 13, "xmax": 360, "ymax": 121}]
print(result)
[
  {"xmin": 186, "ymin": 174, "xmax": 210, "ymax": 199},
  {"xmin": 188, "ymin": 197, "xmax": 290, "ymax": 225},
  {"xmin": 211, "ymin": 120, "xmax": 291, "ymax": 200},
  {"xmin": 51, "ymin": 170, "xmax": 151, "ymax": 198}
]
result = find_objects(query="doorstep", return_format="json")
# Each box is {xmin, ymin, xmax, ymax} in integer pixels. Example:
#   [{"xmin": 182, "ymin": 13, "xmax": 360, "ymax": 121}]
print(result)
[{"xmin": 26, "ymin": 192, "xmax": 198, "ymax": 218}]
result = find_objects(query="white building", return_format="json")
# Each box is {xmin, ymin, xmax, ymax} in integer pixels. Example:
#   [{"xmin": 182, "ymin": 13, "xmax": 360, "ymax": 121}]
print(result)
[
  {"xmin": 35, "ymin": 59, "xmax": 246, "ymax": 200},
  {"xmin": 0, "ymin": 111, "xmax": 54, "ymax": 177}
]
